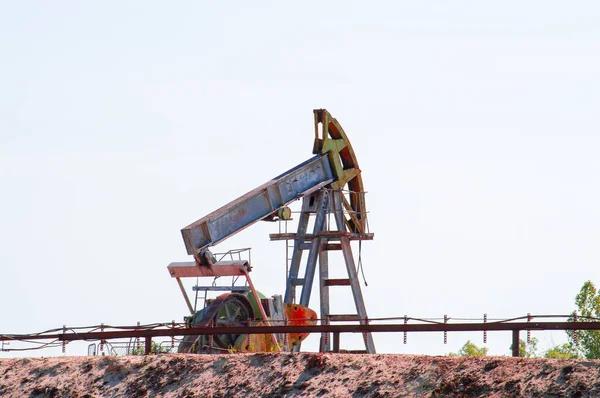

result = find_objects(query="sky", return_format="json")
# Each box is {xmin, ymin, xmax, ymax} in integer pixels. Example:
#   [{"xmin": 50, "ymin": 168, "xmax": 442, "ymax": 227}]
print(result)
[{"xmin": 1, "ymin": 2, "xmax": 599, "ymax": 358}]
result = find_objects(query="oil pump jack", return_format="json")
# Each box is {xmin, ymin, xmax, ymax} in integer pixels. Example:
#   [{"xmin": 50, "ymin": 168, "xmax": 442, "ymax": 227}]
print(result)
[{"xmin": 168, "ymin": 109, "xmax": 375, "ymax": 354}]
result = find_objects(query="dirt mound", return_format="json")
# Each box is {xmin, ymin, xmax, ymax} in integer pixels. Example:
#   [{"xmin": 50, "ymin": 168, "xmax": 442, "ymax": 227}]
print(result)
[{"xmin": 1, "ymin": 353, "xmax": 599, "ymax": 397}]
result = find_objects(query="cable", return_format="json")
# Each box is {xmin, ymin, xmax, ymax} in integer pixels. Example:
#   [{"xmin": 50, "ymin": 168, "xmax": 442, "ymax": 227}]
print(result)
[{"xmin": 357, "ymin": 240, "xmax": 368, "ymax": 286}]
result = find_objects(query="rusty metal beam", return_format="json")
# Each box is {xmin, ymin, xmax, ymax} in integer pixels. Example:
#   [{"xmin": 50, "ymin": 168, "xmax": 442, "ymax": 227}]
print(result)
[
  {"xmin": 324, "ymin": 279, "xmax": 351, "ymax": 286},
  {"xmin": 4, "ymin": 321, "xmax": 600, "ymax": 343},
  {"xmin": 270, "ymin": 232, "xmax": 374, "ymax": 241},
  {"xmin": 167, "ymin": 261, "xmax": 248, "ymax": 278},
  {"xmin": 176, "ymin": 277, "xmax": 194, "ymax": 314},
  {"xmin": 56, "ymin": 321, "xmax": 600, "ymax": 339}
]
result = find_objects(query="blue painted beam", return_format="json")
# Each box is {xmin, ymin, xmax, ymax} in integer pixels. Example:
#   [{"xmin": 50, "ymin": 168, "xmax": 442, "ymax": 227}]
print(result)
[{"xmin": 181, "ymin": 155, "xmax": 334, "ymax": 257}]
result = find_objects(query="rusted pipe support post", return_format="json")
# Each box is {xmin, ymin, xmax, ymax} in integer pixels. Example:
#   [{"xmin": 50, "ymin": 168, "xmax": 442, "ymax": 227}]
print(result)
[
  {"xmin": 527, "ymin": 313, "xmax": 532, "ymax": 344},
  {"xmin": 574, "ymin": 312, "xmax": 579, "ymax": 345},
  {"xmin": 512, "ymin": 329, "xmax": 520, "ymax": 357},
  {"xmin": 483, "ymin": 314, "xmax": 487, "ymax": 344},
  {"xmin": 145, "ymin": 336, "xmax": 152, "ymax": 355},
  {"xmin": 333, "ymin": 332, "xmax": 340, "ymax": 353},
  {"xmin": 443, "ymin": 314, "xmax": 448, "ymax": 344}
]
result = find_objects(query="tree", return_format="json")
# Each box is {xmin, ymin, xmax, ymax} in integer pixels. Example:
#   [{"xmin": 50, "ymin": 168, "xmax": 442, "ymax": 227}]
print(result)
[
  {"xmin": 566, "ymin": 280, "xmax": 600, "ymax": 359},
  {"xmin": 510, "ymin": 337, "xmax": 539, "ymax": 358},
  {"xmin": 448, "ymin": 340, "xmax": 488, "ymax": 356},
  {"xmin": 544, "ymin": 343, "xmax": 580, "ymax": 359}
]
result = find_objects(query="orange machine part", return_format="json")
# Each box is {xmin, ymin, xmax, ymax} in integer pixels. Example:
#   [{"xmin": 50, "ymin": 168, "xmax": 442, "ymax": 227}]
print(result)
[{"xmin": 285, "ymin": 303, "xmax": 318, "ymax": 347}]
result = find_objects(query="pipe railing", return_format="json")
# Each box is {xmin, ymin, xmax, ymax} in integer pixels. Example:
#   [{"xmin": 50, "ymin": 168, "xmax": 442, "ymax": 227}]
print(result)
[{"xmin": 2, "ymin": 314, "xmax": 597, "ymax": 356}]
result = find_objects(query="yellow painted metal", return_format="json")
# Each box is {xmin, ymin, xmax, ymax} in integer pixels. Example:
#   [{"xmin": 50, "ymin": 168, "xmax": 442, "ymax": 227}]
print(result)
[
  {"xmin": 313, "ymin": 109, "xmax": 367, "ymax": 233},
  {"xmin": 241, "ymin": 267, "xmax": 280, "ymax": 350},
  {"xmin": 232, "ymin": 303, "xmax": 317, "ymax": 352},
  {"xmin": 233, "ymin": 321, "xmax": 281, "ymax": 353},
  {"xmin": 277, "ymin": 206, "xmax": 292, "ymax": 220}
]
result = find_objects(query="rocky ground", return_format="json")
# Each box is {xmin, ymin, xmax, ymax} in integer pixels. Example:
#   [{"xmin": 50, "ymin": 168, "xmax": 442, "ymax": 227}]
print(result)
[{"xmin": 1, "ymin": 353, "xmax": 600, "ymax": 397}]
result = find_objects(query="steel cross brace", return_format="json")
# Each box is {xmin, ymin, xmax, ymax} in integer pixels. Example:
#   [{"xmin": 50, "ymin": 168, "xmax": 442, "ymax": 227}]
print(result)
[
  {"xmin": 299, "ymin": 190, "xmax": 329, "ymax": 307},
  {"xmin": 331, "ymin": 190, "xmax": 376, "ymax": 354},
  {"xmin": 282, "ymin": 189, "xmax": 376, "ymax": 354}
]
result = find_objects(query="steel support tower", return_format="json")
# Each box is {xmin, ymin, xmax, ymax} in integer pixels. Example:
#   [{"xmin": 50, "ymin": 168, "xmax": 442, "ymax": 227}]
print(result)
[
  {"xmin": 174, "ymin": 109, "xmax": 376, "ymax": 353},
  {"xmin": 271, "ymin": 188, "xmax": 376, "ymax": 353}
]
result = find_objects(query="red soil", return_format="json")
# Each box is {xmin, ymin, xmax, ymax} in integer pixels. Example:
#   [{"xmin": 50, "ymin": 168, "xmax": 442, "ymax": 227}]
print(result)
[{"xmin": 1, "ymin": 353, "xmax": 599, "ymax": 397}]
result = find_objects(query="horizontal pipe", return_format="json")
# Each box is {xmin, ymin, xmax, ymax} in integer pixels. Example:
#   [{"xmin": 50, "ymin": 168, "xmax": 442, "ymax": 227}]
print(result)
[{"xmin": 2, "ymin": 321, "xmax": 600, "ymax": 343}]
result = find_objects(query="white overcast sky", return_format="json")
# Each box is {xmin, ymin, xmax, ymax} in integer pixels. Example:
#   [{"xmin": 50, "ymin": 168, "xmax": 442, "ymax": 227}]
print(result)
[{"xmin": 1, "ymin": 2, "xmax": 599, "ymax": 357}]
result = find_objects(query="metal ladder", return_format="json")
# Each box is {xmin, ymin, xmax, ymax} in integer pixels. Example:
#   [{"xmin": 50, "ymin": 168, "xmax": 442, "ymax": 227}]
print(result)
[{"xmin": 272, "ymin": 188, "xmax": 376, "ymax": 353}]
